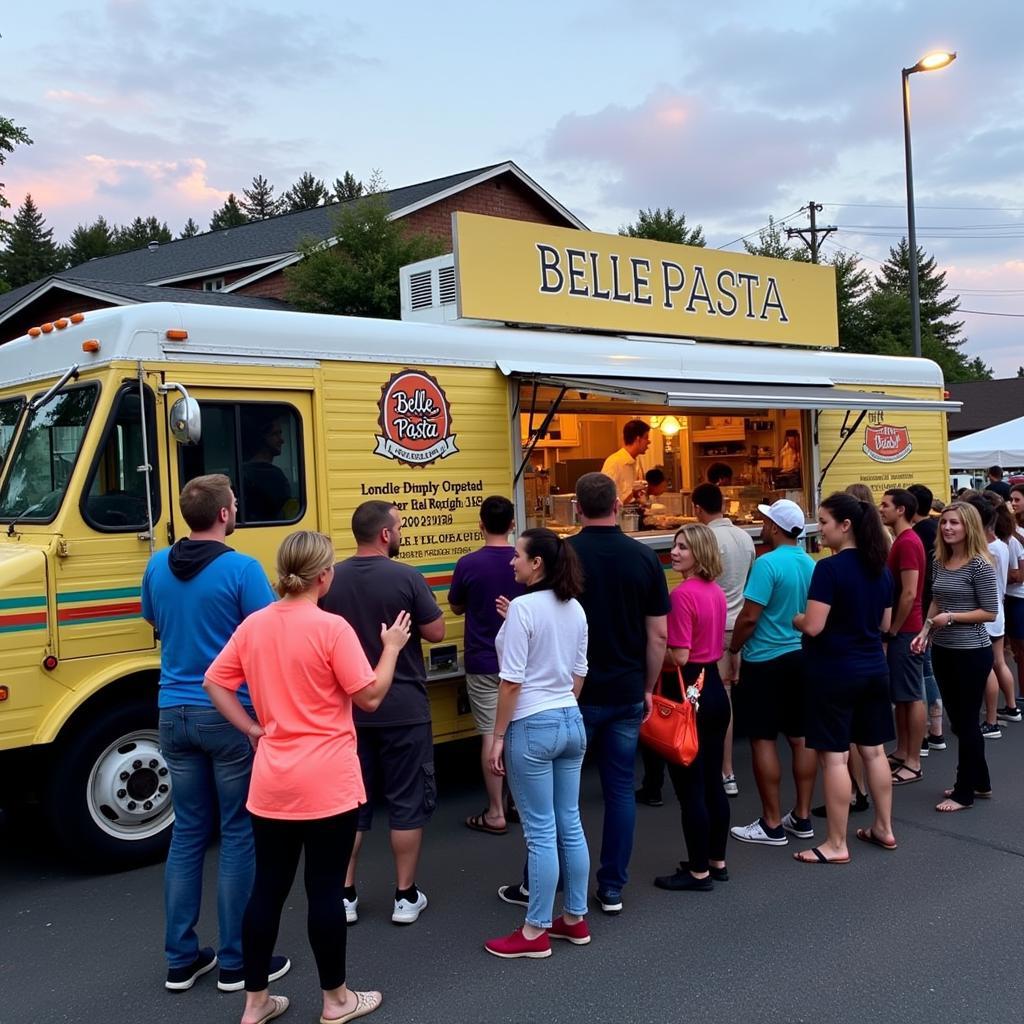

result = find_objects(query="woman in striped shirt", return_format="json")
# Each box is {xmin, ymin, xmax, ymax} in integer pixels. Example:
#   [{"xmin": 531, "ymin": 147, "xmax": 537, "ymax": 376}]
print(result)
[{"xmin": 912, "ymin": 502, "xmax": 999, "ymax": 812}]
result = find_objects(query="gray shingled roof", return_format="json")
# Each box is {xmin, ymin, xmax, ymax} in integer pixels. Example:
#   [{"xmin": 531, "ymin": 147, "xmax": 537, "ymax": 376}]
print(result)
[
  {"xmin": 55, "ymin": 164, "xmax": 502, "ymax": 289},
  {"xmin": 947, "ymin": 377, "xmax": 1024, "ymax": 438}
]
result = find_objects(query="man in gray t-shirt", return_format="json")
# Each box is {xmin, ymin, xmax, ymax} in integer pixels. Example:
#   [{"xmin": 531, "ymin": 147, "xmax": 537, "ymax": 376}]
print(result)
[{"xmin": 320, "ymin": 501, "xmax": 445, "ymax": 927}]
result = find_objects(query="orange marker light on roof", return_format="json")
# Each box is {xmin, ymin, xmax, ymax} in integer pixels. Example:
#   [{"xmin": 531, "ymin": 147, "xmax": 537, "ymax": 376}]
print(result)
[
  {"xmin": 55, "ymin": 318, "xmax": 69, "ymax": 329},
  {"xmin": 82, "ymin": 339, "xmax": 101, "ymax": 353},
  {"xmin": 166, "ymin": 329, "xmax": 188, "ymax": 341},
  {"xmin": 41, "ymin": 322, "xmax": 54, "ymax": 333},
  {"xmin": 28, "ymin": 326, "xmax": 42, "ymax": 337},
  {"xmin": 69, "ymin": 312, "xmax": 85, "ymax": 324}
]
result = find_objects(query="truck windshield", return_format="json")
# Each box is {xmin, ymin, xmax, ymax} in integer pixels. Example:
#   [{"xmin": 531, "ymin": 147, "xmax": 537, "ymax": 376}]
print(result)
[
  {"xmin": 0, "ymin": 384, "xmax": 98, "ymax": 522},
  {"xmin": 0, "ymin": 396, "xmax": 24, "ymax": 470}
]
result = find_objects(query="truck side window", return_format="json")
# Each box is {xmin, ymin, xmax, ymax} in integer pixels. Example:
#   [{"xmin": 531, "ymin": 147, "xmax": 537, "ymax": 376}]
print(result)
[
  {"xmin": 178, "ymin": 401, "xmax": 304, "ymax": 526},
  {"xmin": 82, "ymin": 386, "xmax": 160, "ymax": 531}
]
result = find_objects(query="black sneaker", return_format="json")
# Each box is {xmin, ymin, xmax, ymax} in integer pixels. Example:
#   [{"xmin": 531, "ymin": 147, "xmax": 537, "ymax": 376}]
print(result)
[
  {"xmin": 981, "ymin": 723, "xmax": 1002, "ymax": 740},
  {"xmin": 497, "ymin": 883, "xmax": 529, "ymax": 907},
  {"xmin": 654, "ymin": 869, "xmax": 713, "ymax": 891},
  {"xmin": 920, "ymin": 738, "xmax": 930, "ymax": 758},
  {"xmin": 165, "ymin": 947, "xmax": 217, "ymax": 992},
  {"xmin": 926, "ymin": 733, "xmax": 947, "ymax": 750},
  {"xmin": 596, "ymin": 889, "xmax": 623, "ymax": 914},
  {"xmin": 781, "ymin": 810, "xmax": 814, "ymax": 840},
  {"xmin": 635, "ymin": 787, "xmax": 664, "ymax": 807},
  {"xmin": 678, "ymin": 860, "xmax": 728, "ymax": 882},
  {"xmin": 217, "ymin": 954, "xmax": 291, "ymax": 992},
  {"xmin": 997, "ymin": 706, "xmax": 1022, "ymax": 723}
]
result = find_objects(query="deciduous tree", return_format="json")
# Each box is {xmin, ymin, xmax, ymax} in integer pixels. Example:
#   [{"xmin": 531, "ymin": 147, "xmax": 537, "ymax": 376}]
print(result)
[
  {"xmin": 285, "ymin": 194, "xmax": 444, "ymax": 319},
  {"xmin": 0, "ymin": 116, "xmax": 32, "ymax": 236}
]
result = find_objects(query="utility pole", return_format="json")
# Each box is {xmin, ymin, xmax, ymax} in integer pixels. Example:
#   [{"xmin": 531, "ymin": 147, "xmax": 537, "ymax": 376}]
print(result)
[{"xmin": 786, "ymin": 202, "xmax": 836, "ymax": 264}]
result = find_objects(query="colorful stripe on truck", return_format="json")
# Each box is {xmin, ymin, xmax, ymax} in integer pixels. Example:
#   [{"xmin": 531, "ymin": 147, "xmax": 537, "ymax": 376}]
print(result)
[
  {"xmin": 57, "ymin": 586, "xmax": 142, "ymax": 626},
  {"xmin": 0, "ymin": 595, "xmax": 47, "ymax": 634},
  {"xmin": 419, "ymin": 561, "xmax": 456, "ymax": 593}
]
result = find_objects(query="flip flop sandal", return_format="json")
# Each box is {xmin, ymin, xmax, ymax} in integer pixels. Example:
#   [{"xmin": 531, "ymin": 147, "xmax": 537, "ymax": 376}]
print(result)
[
  {"xmin": 793, "ymin": 846, "xmax": 850, "ymax": 865},
  {"xmin": 943, "ymin": 788, "xmax": 991, "ymax": 800},
  {"xmin": 891, "ymin": 765, "xmax": 923, "ymax": 786},
  {"xmin": 252, "ymin": 995, "xmax": 289, "ymax": 1024},
  {"xmin": 935, "ymin": 798, "xmax": 973, "ymax": 812},
  {"xmin": 887, "ymin": 755, "xmax": 906, "ymax": 769},
  {"xmin": 855, "ymin": 827, "xmax": 898, "ymax": 851},
  {"xmin": 465, "ymin": 809, "xmax": 508, "ymax": 835},
  {"xmin": 320, "ymin": 990, "xmax": 383, "ymax": 1024}
]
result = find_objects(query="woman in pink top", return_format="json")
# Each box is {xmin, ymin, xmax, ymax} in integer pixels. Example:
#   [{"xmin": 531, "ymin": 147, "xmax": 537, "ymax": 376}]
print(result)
[
  {"xmin": 652, "ymin": 523, "xmax": 731, "ymax": 893},
  {"xmin": 204, "ymin": 531, "xmax": 410, "ymax": 1024}
]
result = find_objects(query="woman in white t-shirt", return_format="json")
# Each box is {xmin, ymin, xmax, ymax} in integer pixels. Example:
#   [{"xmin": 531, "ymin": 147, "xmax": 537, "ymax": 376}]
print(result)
[
  {"xmin": 485, "ymin": 528, "xmax": 589, "ymax": 960},
  {"xmin": 989, "ymin": 497, "xmax": 1024, "ymax": 721},
  {"xmin": 1006, "ymin": 484, "xmax": 1024, "ymax": 686}
]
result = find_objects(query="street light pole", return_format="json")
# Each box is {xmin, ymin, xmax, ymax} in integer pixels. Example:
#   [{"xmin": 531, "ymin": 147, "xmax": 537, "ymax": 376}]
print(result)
[{"xmin": 901, "ymin": 50, "xmax": 957, "ymax": 360}]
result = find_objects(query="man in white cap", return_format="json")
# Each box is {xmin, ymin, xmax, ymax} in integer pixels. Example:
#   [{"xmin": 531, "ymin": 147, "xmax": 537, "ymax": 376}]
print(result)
[{"xmin": 726, "ymin": 500, "xmax": 818, "ymax": 847}]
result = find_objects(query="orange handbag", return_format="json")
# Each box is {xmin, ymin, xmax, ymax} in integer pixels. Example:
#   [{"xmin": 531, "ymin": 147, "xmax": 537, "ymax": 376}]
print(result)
[{"xmin": 639, "ymin": 667, "xmax": 704, "ymax": 766}]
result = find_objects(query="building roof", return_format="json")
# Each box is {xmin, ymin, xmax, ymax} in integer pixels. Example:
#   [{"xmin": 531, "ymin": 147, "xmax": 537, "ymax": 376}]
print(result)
[{"xmin": 946, "ymin": 377, "xmax": 1024, "ymax": 438}]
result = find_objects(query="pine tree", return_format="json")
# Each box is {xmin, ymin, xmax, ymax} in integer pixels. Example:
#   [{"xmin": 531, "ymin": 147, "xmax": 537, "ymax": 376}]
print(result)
[
  {"xmin": 0, "ymin": 194, "xmax": 63, "ymax": 286},
  {"xmin": 619, "ymin": 207, "xmax": 705, "ymax": 246},
  {"xmin": 209, "ymin": 194, "xmax": 248, "ymax": 231},
  {"xmin": 365, "ymin": 168, "xmax": 387, "ymax": 195},
  {"xmin": 67, "ymin": 216, "xmax": 115, "ymax": 265},
  {"xmin": 742, "ymin": 216, "xmax": 806, "ymax": 260},
  {"xmin": 239, "ymin": 174, "xmax": 283, "ymax": 220},
  {"xmin": 113, "ymin": 216, "xmax": 172, "ymax": 252},
  {"xmin": 283, "ymin": 172, "xmax": 330, "ymax": 212},
  {"xmin": 332, "ymin": 171, "xmax": 364, "ymax": 203},
  {"xmin": 179, "ymin": 218, "xmax": 200, "ymax": 239}
]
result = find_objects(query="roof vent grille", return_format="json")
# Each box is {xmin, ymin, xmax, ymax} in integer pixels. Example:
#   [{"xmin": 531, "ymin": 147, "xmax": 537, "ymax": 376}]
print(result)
[
  {"xmin": 409, "ymin": 269, "xmax": 433, "ymax": 310},
  {"xmin": 147, "ymin": 240, "xmax": 159, "ymax": 253},
  {"xmin": 438, "ymin": 265, "xmax": 456, "ymax": 306}
]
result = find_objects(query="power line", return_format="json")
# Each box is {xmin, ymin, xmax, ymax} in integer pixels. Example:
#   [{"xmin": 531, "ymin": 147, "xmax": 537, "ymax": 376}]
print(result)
[
  {"xmin": 822, "ymin": 202, "xmax": 1024, "ymax": 212},
  {"xmin": 838, "ymin": 223, "xmax": 1024, "ymax": 231},
  {"xmin": 959, "ymin": 309, "xmax": 1024, "ymax": 317},
  {"xmin": 715, "ymin": 208, "xmax": 804, "ymax": 250}
]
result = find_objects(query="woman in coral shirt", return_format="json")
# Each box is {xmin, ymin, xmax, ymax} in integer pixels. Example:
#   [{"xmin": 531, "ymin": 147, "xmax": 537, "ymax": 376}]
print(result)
[{"xmin": 204, "ymin": 531, "xmax": 410, "ymax": 1024}]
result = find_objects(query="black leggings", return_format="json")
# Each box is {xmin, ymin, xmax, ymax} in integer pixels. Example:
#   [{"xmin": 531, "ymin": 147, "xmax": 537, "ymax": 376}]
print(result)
[
  {"xmin": 664, "ymin": 663, "xmax": 732, "ymax": 873},
  {"xmin": 932, "ymin": 644, "xmax": 993, "ymax": 805},
  {"xmin": 243, "ymin": 809, "xmax": 358, "ymax": 992}
]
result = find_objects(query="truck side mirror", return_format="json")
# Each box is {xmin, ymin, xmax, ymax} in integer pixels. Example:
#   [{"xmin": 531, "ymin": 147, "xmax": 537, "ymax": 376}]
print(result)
[{"xmin": 169, "ymin": 397, "xmax": 201, "ymax": 446}]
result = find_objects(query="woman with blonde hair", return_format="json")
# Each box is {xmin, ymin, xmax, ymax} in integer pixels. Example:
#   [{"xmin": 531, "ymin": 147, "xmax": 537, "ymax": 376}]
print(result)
[
  {"xmin": 653, "ymin": 523, "xmax": 731, "ymax": 891},
  {"xmin": 912, "ymin": 503, "xmax": 999, "ymax": 812},
  {"xmin": 204, "ymin": 531, "xmax": 411, "ymax": 1024}
]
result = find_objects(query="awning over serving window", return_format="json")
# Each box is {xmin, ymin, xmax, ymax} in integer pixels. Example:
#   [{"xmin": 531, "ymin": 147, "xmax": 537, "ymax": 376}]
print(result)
[{"xmin": 501, "ymin": 370, "xmax": 960, "ymax": 413}]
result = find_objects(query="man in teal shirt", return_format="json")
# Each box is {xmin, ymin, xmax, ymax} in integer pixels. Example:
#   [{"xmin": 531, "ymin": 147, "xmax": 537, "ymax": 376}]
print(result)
[{"xmin": 724, "ymin": 500, "xmax": 817, "ymax": 848}]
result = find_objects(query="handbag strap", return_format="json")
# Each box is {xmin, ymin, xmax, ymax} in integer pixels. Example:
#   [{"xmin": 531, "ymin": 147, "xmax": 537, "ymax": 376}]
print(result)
[{"xmin": 676, "ymin": 665, "xmax": 706, "ymax": 692}]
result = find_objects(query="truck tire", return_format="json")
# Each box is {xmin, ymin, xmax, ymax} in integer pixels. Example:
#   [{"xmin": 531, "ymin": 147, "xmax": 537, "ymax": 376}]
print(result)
[{"xmin": 45, "ymin": 696, "xmax": 173, "ymax": 870}]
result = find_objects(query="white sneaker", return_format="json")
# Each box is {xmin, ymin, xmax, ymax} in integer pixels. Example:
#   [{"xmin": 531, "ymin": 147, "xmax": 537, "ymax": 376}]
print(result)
[
  {"xmin": 722, "ymin": 773, "xmax": 739, "ymax": 797},
  {"xmin": 344, "ymin": 895, "xmax": 358, "ymax": 925},
  {"xmin": 392, "ymin": 889, "xmax": 428, "ymax": 925},
  {"xmin": 729, "ymin": 817, "xmax": 788, "ymax": 846}
]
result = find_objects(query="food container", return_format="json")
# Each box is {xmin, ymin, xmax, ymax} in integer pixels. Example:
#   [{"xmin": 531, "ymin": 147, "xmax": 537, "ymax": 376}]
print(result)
[
  {"xmin": 620, "ymin": 505, "xmax": 642, "ymax": 532},
  {"xmin": 546, "ymin": 493, "xmax": 577, "ymax": 526}
]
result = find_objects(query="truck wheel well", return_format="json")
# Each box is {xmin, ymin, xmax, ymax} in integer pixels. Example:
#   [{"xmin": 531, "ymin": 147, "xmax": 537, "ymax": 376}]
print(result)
[{"xmin": 55, "ymin": 671, "xmax": 160, "ymax": 743}]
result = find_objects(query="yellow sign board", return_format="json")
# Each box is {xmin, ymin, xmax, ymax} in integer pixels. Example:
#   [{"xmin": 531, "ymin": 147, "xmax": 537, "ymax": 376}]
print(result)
[{"xmin": 453, "ymin": 212, "xmax": 838, "ymax": 348}]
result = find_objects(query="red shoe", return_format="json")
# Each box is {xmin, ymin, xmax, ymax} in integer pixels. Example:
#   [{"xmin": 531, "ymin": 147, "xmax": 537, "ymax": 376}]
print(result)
[
  {"xmin": 484, "ymin": 927, "xmax": 552, "ymax": 959},
  {"xmin": 548, "ymin": 916, "xmax": 591, "ymax": 945}
]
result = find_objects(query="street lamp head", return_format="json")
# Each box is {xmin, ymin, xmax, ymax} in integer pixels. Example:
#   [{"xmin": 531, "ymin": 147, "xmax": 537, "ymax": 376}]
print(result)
[{"xmin": 906, "ymin": 50, "xmax": 957, "ymax": 74}]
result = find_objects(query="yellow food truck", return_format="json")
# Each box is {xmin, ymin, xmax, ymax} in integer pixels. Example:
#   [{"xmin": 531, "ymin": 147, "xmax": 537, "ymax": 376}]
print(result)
[{"xmin": 0, "ymin": 215, "xmax": 956, "ymax": 867}]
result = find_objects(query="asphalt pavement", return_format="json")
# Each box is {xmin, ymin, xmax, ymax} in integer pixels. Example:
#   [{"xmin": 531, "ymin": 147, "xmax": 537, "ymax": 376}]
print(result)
[{"xmin": 3, "ymin": 722, "xmax": 1022, "ymax": 1024}]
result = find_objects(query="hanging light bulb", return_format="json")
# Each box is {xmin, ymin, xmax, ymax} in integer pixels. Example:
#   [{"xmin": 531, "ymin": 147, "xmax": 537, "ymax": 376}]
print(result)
[{"xmin": 659, "ymin": 415, "xmax": 682, "ymax": 436}]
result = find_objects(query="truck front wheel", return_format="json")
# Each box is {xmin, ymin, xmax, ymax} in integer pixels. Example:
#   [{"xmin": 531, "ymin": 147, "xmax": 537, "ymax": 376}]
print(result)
[{"xmin": 46, "ymin": 697, "xmax": 174, "ymax": 870}]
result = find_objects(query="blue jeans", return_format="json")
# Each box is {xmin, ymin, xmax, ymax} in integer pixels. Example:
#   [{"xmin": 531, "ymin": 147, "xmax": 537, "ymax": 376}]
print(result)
[
  {"xmin": 923, "ymin": 648, "xmax": 941, "ymax": 709},
  {"xmin": 160, "ymin": 705, "xmax": 255, "ymax": 971},
  {"xmin": 580, "ymin": 700, "xmax": 645, "ymax": 894},
  {"xmin": 506, "ymin": 707, "xmax": 589, "ymax": 928}
]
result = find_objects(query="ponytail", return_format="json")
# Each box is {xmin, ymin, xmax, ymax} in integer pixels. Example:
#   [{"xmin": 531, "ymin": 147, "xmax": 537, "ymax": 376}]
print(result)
[
  {"xmin": 821, "ymin": 492, "xmax": 888, "ymax": 576},
  {"xmin": 520, "ymin": 528, "xmax": 585, "ymax": 602}
]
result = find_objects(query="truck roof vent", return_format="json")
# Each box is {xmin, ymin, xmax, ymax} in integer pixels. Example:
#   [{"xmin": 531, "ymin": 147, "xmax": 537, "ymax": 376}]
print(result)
[
  {"xmin": 409, "ymin": 269, "xmax": 433, "ymax": 310},
  {"xmin": 438, "ymin": 265, "xmax": 456, "ymax": 306}
]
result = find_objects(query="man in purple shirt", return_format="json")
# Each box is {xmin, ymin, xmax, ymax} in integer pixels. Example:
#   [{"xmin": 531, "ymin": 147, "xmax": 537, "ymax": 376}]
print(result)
[{"xmin": 448, "ymin": 496, "xmax": 525, "ymax": 834}]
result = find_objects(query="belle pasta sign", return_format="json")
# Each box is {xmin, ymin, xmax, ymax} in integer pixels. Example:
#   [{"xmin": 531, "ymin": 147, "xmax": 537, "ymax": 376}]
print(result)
[{"xmin": 453, "ymin": 212, "xmax": 839, "ymax": 348}]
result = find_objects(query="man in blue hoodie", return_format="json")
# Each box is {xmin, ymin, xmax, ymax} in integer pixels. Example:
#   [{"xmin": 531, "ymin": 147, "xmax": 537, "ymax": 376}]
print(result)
[{"xmin": 141, "ymin": 474, "xmax": 287, "ymax": 994}]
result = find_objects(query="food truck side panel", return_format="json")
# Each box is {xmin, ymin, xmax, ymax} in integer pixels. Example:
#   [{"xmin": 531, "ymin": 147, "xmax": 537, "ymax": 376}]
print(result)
[
  {"xmin": 320, "ymin": 360, "xmax": 515, "ymax": 740},
  {"xmin": 816, "ymin": 386, "xmax": 949, "ymax": 505}
]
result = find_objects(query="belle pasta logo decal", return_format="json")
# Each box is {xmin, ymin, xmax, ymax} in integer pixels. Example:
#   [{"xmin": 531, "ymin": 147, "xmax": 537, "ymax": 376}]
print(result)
[
  {"xmin": 863, "ymin": 424, "xmax": 912, "ymax": 463},
  {"xmin": 374, "ymin": 369, "xmax": 459, "ymax": 466}
]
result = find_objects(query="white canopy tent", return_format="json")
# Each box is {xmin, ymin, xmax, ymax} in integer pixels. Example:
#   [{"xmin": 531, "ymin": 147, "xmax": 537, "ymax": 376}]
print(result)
[{"xmin": 948, "ymin": 414, "xmax": 1024, "ymax": 468}]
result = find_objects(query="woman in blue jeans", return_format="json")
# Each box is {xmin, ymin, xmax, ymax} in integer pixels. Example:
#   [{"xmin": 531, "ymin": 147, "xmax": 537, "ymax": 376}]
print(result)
[{"xmin": 486, "ymin": 528, "xmax": 590, "ymax": 959}]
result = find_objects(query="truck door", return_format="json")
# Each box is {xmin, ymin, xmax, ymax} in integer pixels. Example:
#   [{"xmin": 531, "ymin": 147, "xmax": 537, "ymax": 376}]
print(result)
[
  {"xmin": 54, "ymin": 375, "xmax": 165, "ymax": 659},
  {"xmin": 167, "ymin": 390, "xmax": 318, "ymax": 570}
]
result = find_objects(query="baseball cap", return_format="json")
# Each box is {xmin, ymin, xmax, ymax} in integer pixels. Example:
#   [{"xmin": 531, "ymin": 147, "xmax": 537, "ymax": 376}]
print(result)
[{"xmin": 757, "ymin": 499, "xmax": 806, "ymax": 538}]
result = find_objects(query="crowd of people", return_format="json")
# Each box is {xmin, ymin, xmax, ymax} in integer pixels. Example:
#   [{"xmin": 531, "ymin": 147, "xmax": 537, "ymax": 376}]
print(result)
[{"xmin": 142, "ymin": 466, "xmax": 1024, "ymax": 1021}]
